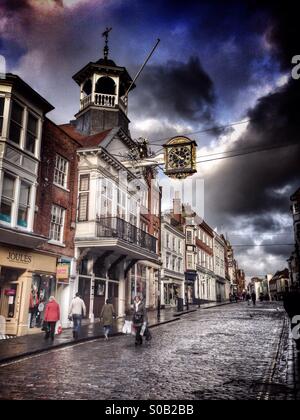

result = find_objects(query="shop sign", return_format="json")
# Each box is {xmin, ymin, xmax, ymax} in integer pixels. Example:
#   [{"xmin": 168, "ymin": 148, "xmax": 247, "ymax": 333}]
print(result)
[
  {"xmin": 7, "ymin": 251, "xmax": 32, "ymax": 265},
  {"xmin": 56, "ymin": 263, "xmax": 70, "ymax": 284}
]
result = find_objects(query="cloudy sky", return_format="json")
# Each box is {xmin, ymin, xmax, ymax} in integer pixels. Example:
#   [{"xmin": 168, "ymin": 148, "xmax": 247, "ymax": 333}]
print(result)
[{"xmin": 0, "ymin": 0, "xmax": 299, "ymax": 279}]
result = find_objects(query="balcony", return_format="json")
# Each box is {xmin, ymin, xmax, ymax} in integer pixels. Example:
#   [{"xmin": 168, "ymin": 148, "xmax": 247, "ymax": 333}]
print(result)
[
  {"xmin": 96, "ymin": 217, "xmax": 157, "ymax": 254},
  {"xmin": 75, "ymin": 217, "xmax": 158, "ymax": 260},
  {"xmin": 80, "ymin": 93, "xmax": 117, "ymax": 111}
]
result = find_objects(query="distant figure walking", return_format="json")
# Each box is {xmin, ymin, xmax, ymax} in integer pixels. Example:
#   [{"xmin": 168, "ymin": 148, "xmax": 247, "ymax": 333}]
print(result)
[
  {"xmin": 100, "ymin": 299, "xmax": 116, "ymax": 340},
  {"xmin": 69, "ymin": 293, "xmax": 86, "ymax": 339},
  {"xmin": 251, "ymin": 291, "xmax": 257, "ymax": 306},
  {"xmin": 44, "ymin": 296, "xmax": 60, "ymax": 341},
  {"xmin": 246, "ymin": 292, "xmax": 251, "ymax": 306}
]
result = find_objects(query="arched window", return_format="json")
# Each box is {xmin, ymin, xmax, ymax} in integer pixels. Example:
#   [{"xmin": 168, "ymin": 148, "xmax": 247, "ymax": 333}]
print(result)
[
  {"xmin": 95, "ymin": 77, "xmax": 116, "ymax": 95},
  {"xmin": 82, "ymin": 79, "xmax": 92, "ymax": 96}
]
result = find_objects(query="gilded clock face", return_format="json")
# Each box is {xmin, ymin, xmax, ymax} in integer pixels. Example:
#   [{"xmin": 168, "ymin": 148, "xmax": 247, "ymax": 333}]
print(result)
[{"xmin": 168, "ymin": 146, "xmax": 192, "ymax": 169}]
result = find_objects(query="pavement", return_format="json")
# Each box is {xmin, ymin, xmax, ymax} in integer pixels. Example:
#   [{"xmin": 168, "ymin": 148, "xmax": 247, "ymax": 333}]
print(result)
[
  {"xmin": 0, "ymin": 301, "xmax": 231, "ymax": 365},
  {"xmin": 0, "ymin": 301, "xmax": 298, "ymax": 400}
]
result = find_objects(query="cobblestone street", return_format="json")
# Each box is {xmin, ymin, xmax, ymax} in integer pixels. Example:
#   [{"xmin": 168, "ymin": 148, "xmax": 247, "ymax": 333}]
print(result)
[{"xmin": 0, "ymin": 302, "xmax": 296, "ymax": 400}]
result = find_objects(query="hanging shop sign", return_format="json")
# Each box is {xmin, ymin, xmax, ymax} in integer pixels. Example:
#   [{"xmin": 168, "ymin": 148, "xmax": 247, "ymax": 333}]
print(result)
[{"xmin": 56, "ymin": 263, "xmax": 70, "ymax": 284}]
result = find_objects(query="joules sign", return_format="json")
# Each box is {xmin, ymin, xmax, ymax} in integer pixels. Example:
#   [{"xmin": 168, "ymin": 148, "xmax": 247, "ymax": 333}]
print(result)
[{"xmin": 7, "ymin": 251, "xmax": 32, "ymax": 265}]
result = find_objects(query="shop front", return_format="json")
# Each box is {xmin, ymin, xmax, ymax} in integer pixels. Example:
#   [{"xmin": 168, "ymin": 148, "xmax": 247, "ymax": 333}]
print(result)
[
  {"xmin": 185, "ymin": 271, "xmax": 197, "ymax": 304},
  {"xmin": 0, "ymin": 246, "xmax": 57, "ymax": 336},
  {"xmin": 163, "ymin": 280, "xmax": 182, "ymax": 307}
]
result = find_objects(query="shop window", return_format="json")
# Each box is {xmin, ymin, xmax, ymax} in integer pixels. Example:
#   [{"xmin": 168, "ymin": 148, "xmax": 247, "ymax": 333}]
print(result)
[
  {"xmin": 29, "ymin": 274, "xmax": 56, "ymax": 329},
  {"xmin": 0, "ymin": 97, "xmax": 4, "ymax": 136},
  {"xmin": 78, "ymin": 174, "xmax": 89, "ymax": 221},
  {"xmin": 50, "ymin": 205, "xmax": 65, "ymax": 243},
  {"xmin": 0, "ymin": 174, "xmax": 15, "ymax": 224},
  {"xmin": 9, "ymin": 100, "xmax": 24, "ymax": 145},
  {"xmin": 17, "ymin": 181, "xmax": 31, "ymax": 228},
  {"xmin": 54, "ymin": 154, "xmax": 69, "ymax": 189},
  {"xmin": 0, "ymin": 268, "xmax": 21, "ymax": 319},
  {"xmin": 25, "ymin": 113, "xmax": 38, "ymax": 154}
]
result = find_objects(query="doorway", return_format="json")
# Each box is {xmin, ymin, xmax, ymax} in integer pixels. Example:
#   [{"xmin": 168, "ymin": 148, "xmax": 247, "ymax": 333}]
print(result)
[{"xmin": 78, "ymin": 276, "xmax": 91, "ymax": 318}]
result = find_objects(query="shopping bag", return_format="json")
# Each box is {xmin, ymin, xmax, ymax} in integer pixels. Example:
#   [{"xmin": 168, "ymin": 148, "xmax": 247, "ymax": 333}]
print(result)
[
  {"xmin": 122, "ymin": 320, "xmax": 132, "ymax": 334},
  {"xmin": 55, "ymin": 321, "xmax": 63, "ymax": 335}
]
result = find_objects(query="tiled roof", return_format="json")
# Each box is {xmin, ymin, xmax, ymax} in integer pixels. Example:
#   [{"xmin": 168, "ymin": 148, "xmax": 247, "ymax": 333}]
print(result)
[{"xmin": 59, "ymin": 124, "xmax": 112, "ymax": 148}]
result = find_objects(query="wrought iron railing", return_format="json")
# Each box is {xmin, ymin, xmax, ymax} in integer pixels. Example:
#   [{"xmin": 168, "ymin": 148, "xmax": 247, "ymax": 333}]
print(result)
[{"xmin": 96, "ymin": 217, "xmax": 157, "ymax": 254}]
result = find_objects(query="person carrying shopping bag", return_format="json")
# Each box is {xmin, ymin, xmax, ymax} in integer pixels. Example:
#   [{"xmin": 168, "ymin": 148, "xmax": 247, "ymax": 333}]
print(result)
[
  {"xmin": 44, "ymin": 296, "xmax": 60, "ymax": 341},
  {"xmin": 100, "ymin": 299, "xmax": 116, "ymax": 340},
  {"xmin": 69, "ymin": 293, "xmax": 86, "ymax": 339},
  {"xmin": 132, "ymin": 295, "xmax": 151, "ymax": 346}
]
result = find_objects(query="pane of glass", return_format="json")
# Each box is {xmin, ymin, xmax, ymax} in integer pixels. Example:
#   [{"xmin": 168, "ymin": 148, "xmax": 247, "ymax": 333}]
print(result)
[
  {"xmin": 27, "ymin": 113, "xmax": 38, "ymax": 134},
  {"xmin": 0, "ymin": 200, "xmax": 12, "ymax": 223},
  {"xmin": 11, "ymin": 101, "xmax": 23, "ymax": 124},
  {"xmin": 25, "ymin": 132, "xmax": 35, "ymax": 153},
  {"xmin": 0, "ymin": 97, "xmax": 4, "ymax": 116},
  {"xmin": 2, "ymin": 175, "xmax": 15, "ymax": 198},
  {"xmin": 0, "ymin": 117, "xmax": 3, "ymax": 136},
  {"xmin": 19, "ymin": 182, "xmax": 30, "ymax": 206},
  {"xmin": 17, "ymin": 207, "xmax": 28, "ymax": 227},
  {"xmin": 9, "ymin": 121, "xmax": 22, "ymax": 144},
  {"xmin": 78, "ymin": 193, "xmax": 88, "ymax": 221},
  {"xmin": 80, "ymin": 175, "xmax": 89, "ymax": 191}
]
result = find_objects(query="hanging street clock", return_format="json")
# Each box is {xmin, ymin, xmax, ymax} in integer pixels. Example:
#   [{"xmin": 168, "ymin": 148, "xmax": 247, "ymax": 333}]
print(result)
[{"xmin": 163, "ymin": 136, "xmax": 197, "ymax": 179}]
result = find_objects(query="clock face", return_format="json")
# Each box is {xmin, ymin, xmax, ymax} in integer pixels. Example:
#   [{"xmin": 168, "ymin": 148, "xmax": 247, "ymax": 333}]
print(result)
[{"xmin": 168, "ymin": 146, "xmax": 192, "ymax": 169}]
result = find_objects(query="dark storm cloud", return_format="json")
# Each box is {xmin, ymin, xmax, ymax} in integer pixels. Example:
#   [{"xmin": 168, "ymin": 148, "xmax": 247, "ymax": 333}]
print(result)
[
  {"xmin": 132, "ymin": 56, "xmax": 216, "ymax": 125},
  {"xmin": 205, "ymin": 0, "xmax": 299, "ymax": 232},
  {"xmin": 206, "ymin": 78, "xmax": 300, "ymax": 225}
]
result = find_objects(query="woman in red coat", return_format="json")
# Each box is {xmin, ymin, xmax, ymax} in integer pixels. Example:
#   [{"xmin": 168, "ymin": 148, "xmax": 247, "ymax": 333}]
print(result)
[{"xmin": 44, "ymin": 296, "xmax": 60, "ymax": 341}]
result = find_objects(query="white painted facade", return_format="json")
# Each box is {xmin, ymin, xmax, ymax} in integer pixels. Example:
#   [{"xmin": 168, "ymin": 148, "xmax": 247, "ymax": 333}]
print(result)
[{"xmin": 161, "ymin": 214, "xmax": 185, "ymax": 307}]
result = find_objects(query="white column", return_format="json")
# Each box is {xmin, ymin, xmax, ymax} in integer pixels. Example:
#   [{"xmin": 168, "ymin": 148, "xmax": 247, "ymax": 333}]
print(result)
[{"xmin": 118, "ymin": 261, "xmax": 126, "ymax": 317}]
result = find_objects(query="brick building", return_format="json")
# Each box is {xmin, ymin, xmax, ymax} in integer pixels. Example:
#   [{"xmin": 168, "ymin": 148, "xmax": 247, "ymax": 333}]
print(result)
[{"xmin": 34, "ymin": 119, "xmax": 80, "ymax": 326}]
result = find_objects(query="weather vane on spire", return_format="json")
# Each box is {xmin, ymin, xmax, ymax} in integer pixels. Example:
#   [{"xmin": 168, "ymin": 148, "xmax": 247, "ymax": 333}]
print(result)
[{"xmin": 102, "ymin": 27, "xmax": 112, "ymax": 60}]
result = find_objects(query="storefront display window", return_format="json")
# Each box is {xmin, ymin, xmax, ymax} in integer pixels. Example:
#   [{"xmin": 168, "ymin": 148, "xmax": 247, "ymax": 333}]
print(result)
[
  {"xmin": 0, "ymin": 267, "xmax": 23, "ymax": 319},
  {"xmin": 29, "ymin": 274, "xmax": 56, "ymax": 328}
]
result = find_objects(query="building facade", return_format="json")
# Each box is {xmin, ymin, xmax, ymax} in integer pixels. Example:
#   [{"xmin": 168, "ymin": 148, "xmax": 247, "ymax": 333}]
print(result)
[
  {"xmin": 34, "ymin": 119, "xmax": 80, "ymax": 328},
  {"xmin": 161, "ymin": 214, "xmax": 185, "ymax": 307},
  {"xmin": 58, "ymin": 52, "xmax": 161, "ymax": 319},
  {"xmin": 0, "ymin": 74, "xmax": 56, "ymax": 336},
  {"xmin": 213, "ymin": 233, "xmax": 229, "ymax": 302},
  {"xmin": 289, "ymin": 188, "xmax": 300, "ymax": 287}
]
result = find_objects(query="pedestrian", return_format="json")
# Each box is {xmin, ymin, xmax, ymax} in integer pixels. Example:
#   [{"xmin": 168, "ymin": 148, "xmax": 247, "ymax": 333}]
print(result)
[
  {"xmin": 69, "ymin": 292, "xmax": 86, "ymax": 339},
  {"xmin": 251, "ymin": 291, "xmax": 257, "ymax": 306},
  {"xmin": 44, "ymin": 296, "xmax": 60, "ymax": 341},
  {"xmin": 132, "ymin": 295, "xmax": 151, "ymax": 346},
  {"xmin": 100, "ymin": 299, "xmax": 116, "ymax": 340},
  {"xmin": 246, "ymin": 292, "xmax": 251, "ymax": 306}
]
